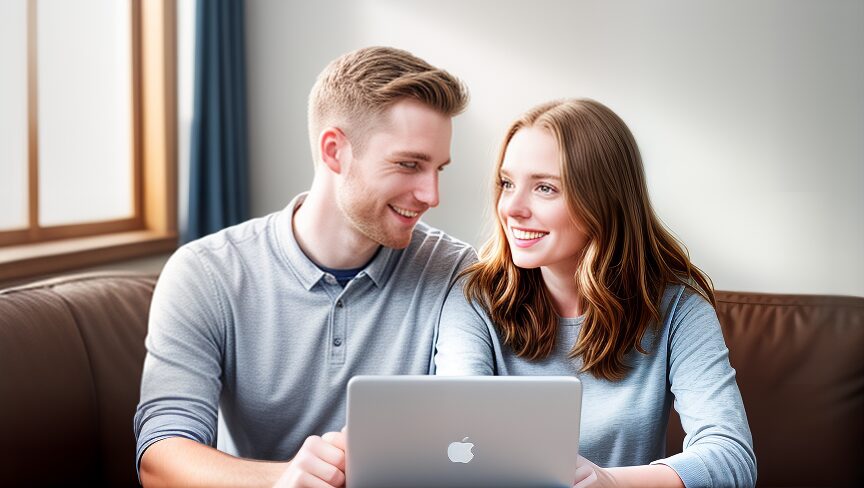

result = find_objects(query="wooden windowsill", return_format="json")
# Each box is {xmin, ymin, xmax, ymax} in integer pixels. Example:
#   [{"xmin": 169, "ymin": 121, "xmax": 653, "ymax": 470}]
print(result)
[{"xmin": 0, "ymin": 230, "xmax": 178, "ymax": 282}]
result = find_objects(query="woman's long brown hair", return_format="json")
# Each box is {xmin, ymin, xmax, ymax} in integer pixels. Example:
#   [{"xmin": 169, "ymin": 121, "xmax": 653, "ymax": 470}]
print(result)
[{"xmin": 463, "ymin": 99, "xmax": 714, "ymax": 381}]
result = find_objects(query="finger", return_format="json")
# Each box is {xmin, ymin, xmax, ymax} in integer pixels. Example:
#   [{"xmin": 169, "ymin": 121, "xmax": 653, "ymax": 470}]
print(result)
[
  {"xmin": 294, "ymin": 451, "xmax": 346, "ymax": 487},
  {"xmin": 296, "ymin": 469, "xmax": 341, "ymax": 488},
  {"xmin": 319, "ymin": 432, "xmax": 347, "ymax": 468},
  {"xmin": 572, "ymin": 467, "xmax": 597, "ymax": 488},
  {"xmin": 322, "ymin": 431, "xmax": 347, "ymax": 451},
  {"xmin": 321, "ymin": 432, "xmax": 338, "ymax": 443},
  {"xmin": 274, "ymin": 465, "xmax": 332, "ymax": 488},
  {"xmin": 306, "ymin": 436, "xmax": 346, "ymax": 473},
  {"xmin": 575, "ymin": 454, "xmax": 593, "ymax": 467},
  {"xmin": 573, "ymin": 464, "xmax": 593, "ymax": 479}
]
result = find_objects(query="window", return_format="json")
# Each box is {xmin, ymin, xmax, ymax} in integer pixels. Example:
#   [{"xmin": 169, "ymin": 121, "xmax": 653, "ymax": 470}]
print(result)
[{"xmin": 0, "ymin": 0, "xmax": 177, "ymax": 282}]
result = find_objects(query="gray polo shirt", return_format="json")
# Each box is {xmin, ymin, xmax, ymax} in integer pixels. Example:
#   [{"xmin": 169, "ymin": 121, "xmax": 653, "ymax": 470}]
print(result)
[{"xmin": 134, "ymin": 193, "xmax": 475, "ymax": 469}]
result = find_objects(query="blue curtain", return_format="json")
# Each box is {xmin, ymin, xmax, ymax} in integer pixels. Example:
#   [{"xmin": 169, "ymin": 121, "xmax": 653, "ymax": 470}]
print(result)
[{"xmin": 186, "ymin": 0, "xmax": 249, "ymax": 242}]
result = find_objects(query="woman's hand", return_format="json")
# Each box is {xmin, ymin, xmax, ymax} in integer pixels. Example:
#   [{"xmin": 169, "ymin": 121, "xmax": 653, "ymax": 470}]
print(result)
[
  {"xmin": 574, "ymin": 456, "xmax": 686, "ymax": 488},
  {"xmin": 573, "ymin": 455, "xmax": 620, "ymax": 488}
]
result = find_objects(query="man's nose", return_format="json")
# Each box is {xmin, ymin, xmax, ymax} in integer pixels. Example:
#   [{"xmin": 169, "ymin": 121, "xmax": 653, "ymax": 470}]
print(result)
[{"xmin": 414, "ymin": 171, "xmax": 440, "ymax": 208}]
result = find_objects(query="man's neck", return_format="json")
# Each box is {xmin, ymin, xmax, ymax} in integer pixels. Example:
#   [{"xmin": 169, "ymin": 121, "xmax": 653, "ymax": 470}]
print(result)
[{"xmin": 292, "ymin": 187, "xmax": 381, "ymax": 270}]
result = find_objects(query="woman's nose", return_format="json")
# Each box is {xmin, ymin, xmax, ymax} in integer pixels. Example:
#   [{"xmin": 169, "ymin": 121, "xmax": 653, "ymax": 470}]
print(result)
[{"xmin": 500, "ymin": 192, "xmax": 531, "ymax": 220}]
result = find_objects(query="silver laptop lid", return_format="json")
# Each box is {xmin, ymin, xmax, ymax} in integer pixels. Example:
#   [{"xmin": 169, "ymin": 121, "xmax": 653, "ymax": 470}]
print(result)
[{"xmin": 347, "ymin": 376, "xmax": 582, "ymax": 488}]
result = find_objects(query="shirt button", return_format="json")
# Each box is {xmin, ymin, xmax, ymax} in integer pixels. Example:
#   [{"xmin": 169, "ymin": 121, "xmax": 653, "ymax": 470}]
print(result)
[
  {"xmin": 324, "ymin": 274, "xmax": 337, "ymax": 285},
  {"xmin": 336, "ymin": 300, "xmax": 344, "ymax": 308},
  {"xmin": 333, "ymin": 338, "xmax": 343, "ymax": 347}
]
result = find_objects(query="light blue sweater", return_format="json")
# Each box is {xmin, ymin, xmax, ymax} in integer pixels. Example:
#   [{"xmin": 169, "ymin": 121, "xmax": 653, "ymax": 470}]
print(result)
[{"xmin": 435, "ymin": 283, "xmax": 757, "ymax": 488}]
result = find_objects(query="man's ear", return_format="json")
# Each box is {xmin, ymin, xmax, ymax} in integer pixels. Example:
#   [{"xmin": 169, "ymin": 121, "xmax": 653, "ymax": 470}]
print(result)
[{"xmin": 319, "ymin": 127, "xmax": 350, "ymax": 175}]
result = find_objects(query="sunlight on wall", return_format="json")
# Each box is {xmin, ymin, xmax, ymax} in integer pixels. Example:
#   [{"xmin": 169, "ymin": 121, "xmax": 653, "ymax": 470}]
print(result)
[{"xmin": 245, "ymin": 0, "xmax": 864, "ymax": 296}]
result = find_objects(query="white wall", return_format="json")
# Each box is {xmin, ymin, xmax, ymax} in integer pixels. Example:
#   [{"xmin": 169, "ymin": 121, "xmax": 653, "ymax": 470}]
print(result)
[{"xmin": 245, "ymin": 0, "xmax": 864, "ymax": 297}]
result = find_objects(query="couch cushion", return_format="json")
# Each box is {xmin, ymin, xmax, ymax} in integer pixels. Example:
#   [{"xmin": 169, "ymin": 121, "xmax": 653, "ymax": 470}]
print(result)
[
  {"xmin": 0, "ymin": 286, "xmax": 101, "ymax": 484},
  {"xmin": 0, "ymin": 272, "xmax": 156, "ymax": 487},
  {"xmin": 53, "ymin": 275, "xmax": 156, "ymax": 486},
  {"xmin": 666, "ymin": 291, "xmax": 864, "ymax": 487}
]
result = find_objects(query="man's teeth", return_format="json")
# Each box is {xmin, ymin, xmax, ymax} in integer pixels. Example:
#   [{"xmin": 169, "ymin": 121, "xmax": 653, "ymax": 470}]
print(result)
[
  {"xmin": 392, "ymin": 206, "xmax": 419, "ymax": 218},
  {"xmin": 512, "ymin": 228, "xmax": 548, "ymax": 240}
]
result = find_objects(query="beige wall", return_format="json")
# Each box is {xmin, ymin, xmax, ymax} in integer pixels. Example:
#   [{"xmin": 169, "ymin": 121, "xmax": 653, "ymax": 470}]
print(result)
[{"xmin": 244, "ymin": 0, "xmax": 864, "ymax": 296}]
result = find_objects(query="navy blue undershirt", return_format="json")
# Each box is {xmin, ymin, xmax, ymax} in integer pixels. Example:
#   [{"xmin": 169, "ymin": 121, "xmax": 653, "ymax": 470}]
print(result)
[{"xmin": 316, "ymin": 247, "xmax": 381, "ymax": 286}]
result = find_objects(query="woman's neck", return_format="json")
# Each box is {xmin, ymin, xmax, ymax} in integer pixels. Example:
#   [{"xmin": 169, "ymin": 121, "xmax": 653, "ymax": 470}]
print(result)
[{"xmin": 540, "ymin": 263, "xmax": 582, "ymax": 318}]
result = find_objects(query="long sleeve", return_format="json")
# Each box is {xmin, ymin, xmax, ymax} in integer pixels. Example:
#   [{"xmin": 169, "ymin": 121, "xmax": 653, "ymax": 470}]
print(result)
[
  {"xmin": 434, "ymin": 277, "xmax": 497, "ymax": 376},
  {"xmin": 653, "ymin": 290, "xmax": 757, "ymax": 487},
  {"xmin": 133, "ymin": 247, "xmax": 227, "ymax": 472}
]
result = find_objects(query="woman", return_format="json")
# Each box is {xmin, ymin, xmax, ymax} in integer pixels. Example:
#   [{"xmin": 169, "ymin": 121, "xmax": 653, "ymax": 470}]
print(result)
[{"xmin": 435, "ymin": 99, "xmax": 756, "ymax": 487}]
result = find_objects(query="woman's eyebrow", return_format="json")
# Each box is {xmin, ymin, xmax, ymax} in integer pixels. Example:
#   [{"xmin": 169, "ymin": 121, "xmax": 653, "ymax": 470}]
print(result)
[{"xmin": 499, "ymin": 169, "xmax": 560, "ymax": 180}]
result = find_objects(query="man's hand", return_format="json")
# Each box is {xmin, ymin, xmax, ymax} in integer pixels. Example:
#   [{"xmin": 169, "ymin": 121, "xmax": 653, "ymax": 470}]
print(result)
[{"xmin": 273, "ymin": 431, "xmax": 347, "ymax": 488}]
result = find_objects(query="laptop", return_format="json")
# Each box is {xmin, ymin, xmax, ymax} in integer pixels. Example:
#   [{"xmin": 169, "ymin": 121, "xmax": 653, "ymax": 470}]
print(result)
[{"xmin": 346, "ymin": 375, "xmax": 582, "ymax": 488}]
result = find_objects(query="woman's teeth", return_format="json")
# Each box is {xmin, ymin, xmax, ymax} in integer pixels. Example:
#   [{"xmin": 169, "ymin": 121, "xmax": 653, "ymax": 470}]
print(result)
[{"xmin": 512, "ymin": 228, "xmax": 548, "ymax": 240}]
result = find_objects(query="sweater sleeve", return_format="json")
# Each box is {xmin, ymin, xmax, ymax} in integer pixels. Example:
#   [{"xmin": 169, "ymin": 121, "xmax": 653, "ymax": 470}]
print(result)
[
  {"xmin": 133, "ymin": 246, "xmax": 227, "ymax": 476},
  {"xmin": 434, "ymin": 277, "xmax": 497, "ymax": 376},
  {"xmin": 652, "ymin": 289, "xmax": 757, "ymax": 488}
]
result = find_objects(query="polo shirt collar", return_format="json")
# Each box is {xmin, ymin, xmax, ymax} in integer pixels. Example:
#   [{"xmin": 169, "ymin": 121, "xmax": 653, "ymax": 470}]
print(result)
[
  {"xmin": 362, "ymin": 245, "xmax": 395, "ymax": 288},
  {"xmin": 276, "ymin": 193, "xmax": 396, "ymax": 291}
]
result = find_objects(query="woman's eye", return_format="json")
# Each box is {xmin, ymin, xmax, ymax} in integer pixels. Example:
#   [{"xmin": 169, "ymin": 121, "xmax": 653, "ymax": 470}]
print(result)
[
  {"xmin": 537, "ymin": 184, "xmax": 556, "ymax": 194},
  {"xmin": 499, "ymin": 179, "xmax": 513, "ymax": 190},
  {"xmin": 398, "ymin": 161, "xmax": 418, "ymax": 170}
]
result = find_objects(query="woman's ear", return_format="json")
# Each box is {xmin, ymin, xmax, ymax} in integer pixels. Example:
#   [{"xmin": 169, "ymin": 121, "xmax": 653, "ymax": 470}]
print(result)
[{"xmin": 319, "ymin": 127, "xmax": 350, "ymax": 174}]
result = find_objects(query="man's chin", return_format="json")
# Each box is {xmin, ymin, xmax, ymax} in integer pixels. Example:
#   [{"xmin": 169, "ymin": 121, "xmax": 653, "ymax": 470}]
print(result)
[
  {"xmin": 380, "ymin": 234, "xmax": 413, "ymax": 250},
  {"xmin": 376, "ymin": 226, "xmax": 414, "ymax": 250}
]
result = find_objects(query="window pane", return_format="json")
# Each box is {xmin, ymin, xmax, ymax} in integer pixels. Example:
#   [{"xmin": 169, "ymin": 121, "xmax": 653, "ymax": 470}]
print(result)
[
  {"xmin": 37, "ymin": 0, "xmax": 133, "ymax": 227},
  {"xmin": 0, "ymin": 0, "xmax": 28, "ymax": 231},
  {"xmin": 177, "ymin": 0, "xmax": 195, "ymax": 235}
]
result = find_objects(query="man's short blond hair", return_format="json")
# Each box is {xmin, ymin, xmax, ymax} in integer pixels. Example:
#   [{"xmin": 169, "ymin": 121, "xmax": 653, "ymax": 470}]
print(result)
[{"xmin": 308, "ymin": 46, "xmax": 469, "ymax": 162}]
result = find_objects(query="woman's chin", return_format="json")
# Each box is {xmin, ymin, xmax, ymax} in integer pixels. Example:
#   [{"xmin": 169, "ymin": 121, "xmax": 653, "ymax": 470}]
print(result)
[{"xmin": 510, "ymin": 255, "xmax": 544, "ymax": 270}]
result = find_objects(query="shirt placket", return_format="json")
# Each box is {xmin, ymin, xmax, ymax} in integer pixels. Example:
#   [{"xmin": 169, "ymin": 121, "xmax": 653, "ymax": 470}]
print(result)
[{"xmin": 322, "ymin": 273, "xmax": 347, "ymax": 365}]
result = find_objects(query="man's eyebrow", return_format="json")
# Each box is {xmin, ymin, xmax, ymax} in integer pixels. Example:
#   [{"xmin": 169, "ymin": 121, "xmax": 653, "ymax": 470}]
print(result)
[{"xmin": 391, "ymin": 151, "xmax": 431, "ymax": 162}]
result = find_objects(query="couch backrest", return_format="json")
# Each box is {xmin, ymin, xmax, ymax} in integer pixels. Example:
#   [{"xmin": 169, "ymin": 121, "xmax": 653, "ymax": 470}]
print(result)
[
  {"xmin": 666, "ymin": 291, "xmax": 864, "ymax": 487},
  {"xmin": 0, "ymin": 272, "xmax": 156, "ymax": 487},
  {"xmin": 2, "ymin": 273, "xmax": 862, "ymax": 487}
]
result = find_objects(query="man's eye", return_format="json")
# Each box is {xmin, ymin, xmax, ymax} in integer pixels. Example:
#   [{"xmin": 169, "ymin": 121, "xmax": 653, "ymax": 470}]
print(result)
[{"xmin": 398, "ymin": 161, "xmax": 418, "ymax": 170}]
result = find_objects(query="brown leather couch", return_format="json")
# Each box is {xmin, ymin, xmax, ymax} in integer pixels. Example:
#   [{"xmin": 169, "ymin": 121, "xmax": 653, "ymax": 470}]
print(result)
[
  {"xmin": 0, "ymin": 272, "xmax": 156, "ymax": 487},
  {"xmin": 0, "ymin": 272, "xmax": 862, "ymax": 486},
  {"xmin": 666, "ymin": 292, "xmax": 864, "ymax": 487}
]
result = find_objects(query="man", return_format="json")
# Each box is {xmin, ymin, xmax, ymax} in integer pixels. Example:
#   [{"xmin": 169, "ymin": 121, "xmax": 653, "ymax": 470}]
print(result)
[{"xmin": 134, "ymin": 46, "xmax": 472, "ymax": 487}]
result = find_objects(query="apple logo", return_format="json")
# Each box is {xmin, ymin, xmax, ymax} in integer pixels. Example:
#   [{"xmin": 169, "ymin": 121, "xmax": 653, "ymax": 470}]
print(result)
[{"xmin": 447, "ymin": 437, "xmax": 475, "ymax": 463}]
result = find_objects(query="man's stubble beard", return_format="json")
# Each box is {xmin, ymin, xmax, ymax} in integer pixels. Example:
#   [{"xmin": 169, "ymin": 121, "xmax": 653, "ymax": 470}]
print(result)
[{"xmin": 337, "ymin": 166, "xmax": 413, "ymax": 250}]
